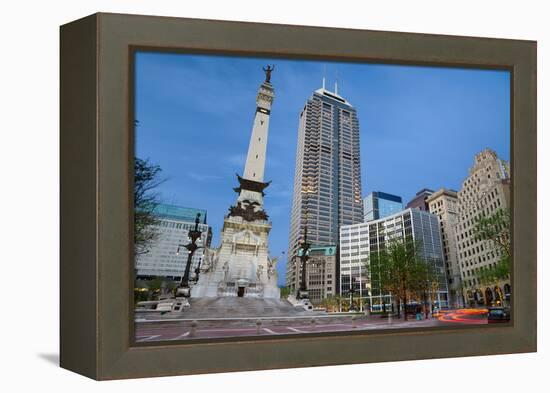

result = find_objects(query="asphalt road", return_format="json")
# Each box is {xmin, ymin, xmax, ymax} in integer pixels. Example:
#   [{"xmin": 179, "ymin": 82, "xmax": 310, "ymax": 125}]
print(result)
[{"xmin": 135, "ymin": 309, "xmax": 488, "ymax": 343}]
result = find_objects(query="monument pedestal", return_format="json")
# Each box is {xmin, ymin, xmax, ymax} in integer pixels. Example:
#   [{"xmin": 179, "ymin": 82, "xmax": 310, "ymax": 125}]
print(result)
[{"xmin": 191, "ymin": 213, "xmax": 280, "ymax": 299}]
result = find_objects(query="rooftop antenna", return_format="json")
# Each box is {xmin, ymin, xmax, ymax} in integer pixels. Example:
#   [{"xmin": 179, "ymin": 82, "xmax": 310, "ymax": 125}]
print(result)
[
  {"xmin": 334, "ymin": 69, "xmax": 339, "ymax": 95},
  {"xmin": 322, "ymin": 65, "xmax": 326, "ymax": 89}
]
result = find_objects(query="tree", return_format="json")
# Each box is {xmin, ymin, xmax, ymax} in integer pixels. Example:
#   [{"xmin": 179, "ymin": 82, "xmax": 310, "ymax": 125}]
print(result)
[
  {"xmin": 319, "ymin": 295, "xmax": 339, "ymax": 312},
  {"xmin": 279, "ymin": 286, "xmax": 292, "ymax": 299},
  {"xmin": 368, "ymin": 237, "xmax": 436, "ymax": 320},
  {"xmin": 164, "ymin": 280, "xmax": 177, "ymax": 295},
  {"xmin": 134, "ymin": 288, "xmax": 149, "ymax": 304},
  {"xmin": 146, "ymin": 278, "xmax": 163, "ymax": 300},
  {"xmin": 134, "ymin": 157, "xmax": 164, "ymax": 256},
  {"xmin": 473, "ymin": 208, "xmax": 511, "ymax": 285},
  {"xmin": 331, "ymin": 294, "xmax": 349, "ymax": 312}
]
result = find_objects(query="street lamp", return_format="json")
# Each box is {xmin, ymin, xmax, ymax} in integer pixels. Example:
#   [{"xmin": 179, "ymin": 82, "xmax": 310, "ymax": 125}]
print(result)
[
  {"xmin": 193, "ymin": 257, "xmax": 203, "ymax": 283},
  {"xmin": 175, "ymin": 213, "xmax": 203, "ymax": 299},
  {"xmin": 297, "ymin": 227, "xmax": 311, "ymax": 300}
]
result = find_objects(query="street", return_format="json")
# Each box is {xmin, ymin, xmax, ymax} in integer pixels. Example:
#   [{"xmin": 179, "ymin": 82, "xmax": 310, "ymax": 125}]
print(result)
[{"xmin": 135, "ymin": 308, "xmax": 489, "ymax": 342}]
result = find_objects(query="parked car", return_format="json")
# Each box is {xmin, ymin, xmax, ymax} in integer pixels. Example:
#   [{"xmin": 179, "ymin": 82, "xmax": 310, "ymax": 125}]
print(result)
[{"xmin": 487, "ymin": 307, "xmax": 511, "ymax": 323}]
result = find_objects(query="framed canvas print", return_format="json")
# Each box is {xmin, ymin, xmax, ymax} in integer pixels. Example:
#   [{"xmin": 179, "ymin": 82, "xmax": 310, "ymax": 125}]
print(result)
[{"xmin": 60, "ymin": 13, "xmax": 537, "ymax": 380}]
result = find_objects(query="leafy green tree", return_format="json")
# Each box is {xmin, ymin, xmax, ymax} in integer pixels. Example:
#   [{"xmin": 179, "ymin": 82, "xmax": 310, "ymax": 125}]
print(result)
[
  {"xmin": 134, "ymin": 157, "xmax": 164, "ymax": 256},
  {"xmin": 320, "ymin": 294, "xmax": 346, "ymax": 312},
  {"xmin": 319, "ymin": 295, "xmax": 337, "ymax": 312},
  {"xmin": 279, "ymin": 286, "xmax": 292, "ymax": 299},
  {"xmin": 368, "ymin": 237, "xmax": 436, "ymax": 320},
  {"xmin": 147, "ymin": 277, "xmax": 164, "ymax": 300},
  {"xmin": 473, "ymin": 208, "xmax": 511, "ymax": 285},
  {"xmin": 164, "ymin": 280, "xmax": 177, "ymax": 295},
  {"xmin": 134, "ymin": 288, "xmax": 149, "ymax": 304}
]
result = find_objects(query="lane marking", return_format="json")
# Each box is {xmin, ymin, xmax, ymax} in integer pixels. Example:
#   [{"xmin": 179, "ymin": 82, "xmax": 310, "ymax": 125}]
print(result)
[
  {"xmin": 170, "ymin": 332, "xmax": 190, "ymax": 340},
  {"xmin": 262, "ymin": 327, "xmax": 280, "ymax": 335},
  {"xmin": 287, "ymin": 327, "xmax": 306, "ymax": 333},
  {"xmin": 136, "ymin": 334, "xmax": 161, "ymax": 342}
]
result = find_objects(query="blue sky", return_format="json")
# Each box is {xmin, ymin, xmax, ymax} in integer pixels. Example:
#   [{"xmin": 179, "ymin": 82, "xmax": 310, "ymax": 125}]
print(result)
[{"xmin": 135, "ymin": 52, "xmax": 510, "ymax": 287}]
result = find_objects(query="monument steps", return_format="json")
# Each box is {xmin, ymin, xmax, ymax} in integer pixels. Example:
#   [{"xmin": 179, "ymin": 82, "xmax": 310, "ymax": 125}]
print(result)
[{"xmin": 173, "ymin": 297, "xmax": 323, "ymax": 318}]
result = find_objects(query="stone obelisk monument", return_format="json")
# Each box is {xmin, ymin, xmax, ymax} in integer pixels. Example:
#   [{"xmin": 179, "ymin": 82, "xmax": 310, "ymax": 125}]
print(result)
[{"xmin": 192, "ymin": 66, "xmax": 280, "ymax": 299}]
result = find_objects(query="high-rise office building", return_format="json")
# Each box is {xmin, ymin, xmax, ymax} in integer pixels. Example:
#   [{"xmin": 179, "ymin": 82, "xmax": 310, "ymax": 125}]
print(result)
[
  {"xmin": 427, "ymin": 189, "xmax": 463, "ymax": 308},
  {"xmin": 455, "ymin": 149, "xmax": 511, "ymax": 307},
  {"xmin": 340, "ymin": 208, "xmax": 449, "ymax": 311},
  {"xmin": 286, "ymin": 82, "xmax": 364, "ymax": 290},
  {"xmin": 364, "ymin": 191, "xmax": 403, "ymax": 222},
  {"xmin": 135, "ymin": 204, "xmax": 211, "ymax": 280},
  {"xmin": 406, "ymin": 188, "xmax": 434, "ymax": 211}
]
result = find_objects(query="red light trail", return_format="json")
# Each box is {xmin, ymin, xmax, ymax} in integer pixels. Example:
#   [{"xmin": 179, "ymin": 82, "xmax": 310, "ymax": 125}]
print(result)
[{"xmin": 437, "ymin": 308, "xmax": 488, "ymax": 324}]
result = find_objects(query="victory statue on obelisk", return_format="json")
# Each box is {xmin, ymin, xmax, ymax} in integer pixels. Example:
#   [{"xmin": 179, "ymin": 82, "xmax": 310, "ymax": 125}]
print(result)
[{"xmin": 192, "ymin": 67, "xmax": 280, "ymax": 299}]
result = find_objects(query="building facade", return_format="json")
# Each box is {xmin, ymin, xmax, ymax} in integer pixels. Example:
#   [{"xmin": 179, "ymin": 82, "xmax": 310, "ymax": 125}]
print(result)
[
  {"xmin": 455, "ymin": 149, "xmax": 511, "ymax": 307},
  {"xmin": 293, "ymin": 245, "xmax": 337, "ymax": 304},
  {"xmin": 286, "ymin": 84, "xmax": 364, "ymax": 291},
  {"xmin": 135, "ymin": 204, "xmax": 211, "ymax": 280},
  {"xmin": 364, "ymin": 191, "xmax": 403, "ymax": 222},
  {"xmin": 406, "ymin": 188, "xmax": 434, "ymax": 211},
  {"xmin": 340, "ymin": 208, "xmax": 449, "ymax": 311},
  {"xmin": 426, "ymin": 189, "xmax": 463, "ymax": 308}
]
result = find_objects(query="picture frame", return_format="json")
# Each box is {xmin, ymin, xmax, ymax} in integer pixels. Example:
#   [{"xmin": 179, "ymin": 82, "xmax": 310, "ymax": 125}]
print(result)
[{"xmin": 60, "ymin": 12, "xmax": 536, "ymax": 380}]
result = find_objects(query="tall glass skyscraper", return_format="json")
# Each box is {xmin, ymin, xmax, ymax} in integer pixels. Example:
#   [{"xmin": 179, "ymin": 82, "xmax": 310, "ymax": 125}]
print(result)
[
  {"xmin": 363, "ymin": 191, "xmax": 403, "ymax": 222},
  {"xmin": 286, "ymin": 83, "xmax": 364, "ymax": 290}
]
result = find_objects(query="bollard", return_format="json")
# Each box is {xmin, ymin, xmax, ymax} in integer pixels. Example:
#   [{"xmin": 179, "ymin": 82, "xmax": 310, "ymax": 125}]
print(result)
[
  {"xmin": 189, "ymin": 320, "xmax": 198, "ymax": 338},
  {"xmin": 310, "ymin": 318, "xmax": 316, "ymax": 331},
  {"xmin": 256, "ymin": 319, "xmax": 262, "ymax": 335},
  {"xmin": 351, "ymin": 315, "xmax": 357, "ymax": 329}
]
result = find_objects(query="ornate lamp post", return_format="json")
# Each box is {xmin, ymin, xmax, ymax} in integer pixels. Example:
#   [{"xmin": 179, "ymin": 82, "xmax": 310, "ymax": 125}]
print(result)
[
  {"xmin": 192, "ymin": 257, "xmax": 203, "ymax": 284},
  {"xmin": 175, "ymin": 213, "xmax": 203, "ymax": 299},
  {"xmin": 297, "ymin": 227, "xmax": 311, "ymax": 300}
]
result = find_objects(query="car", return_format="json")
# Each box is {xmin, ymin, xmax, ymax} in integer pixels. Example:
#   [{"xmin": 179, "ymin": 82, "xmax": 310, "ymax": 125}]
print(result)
[{"xmin": 487, "ymin": 307, "xmax": 511, "ymax": 323}]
